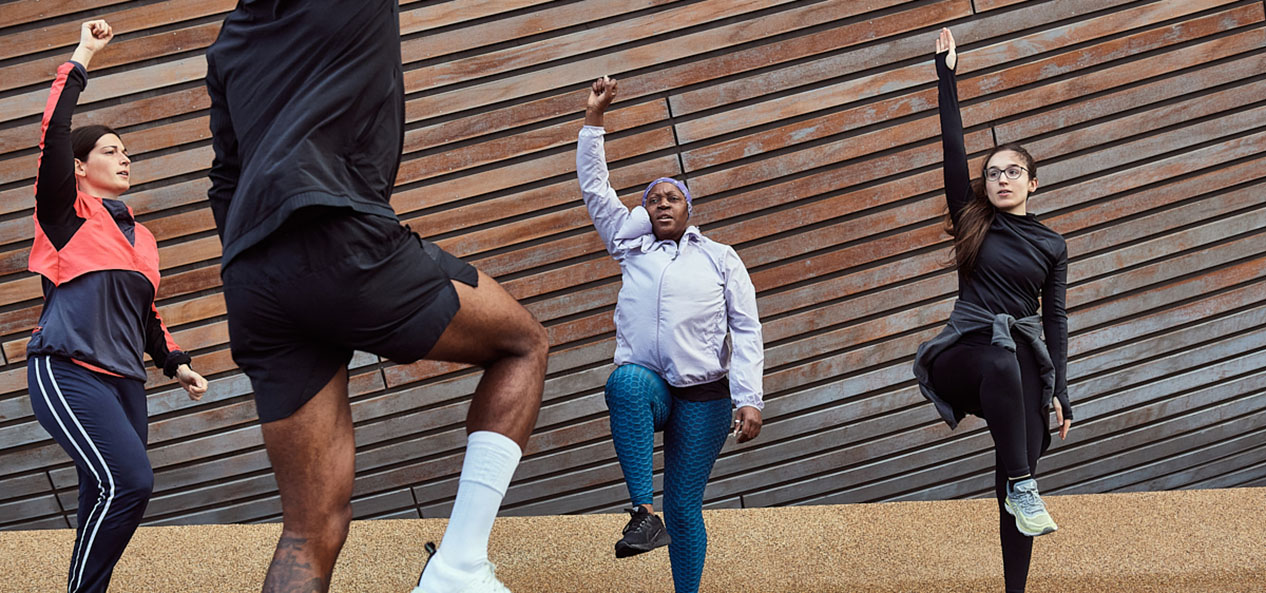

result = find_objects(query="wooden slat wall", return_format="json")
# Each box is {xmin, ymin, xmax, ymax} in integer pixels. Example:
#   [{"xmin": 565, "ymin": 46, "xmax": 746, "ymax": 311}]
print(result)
[{"xmin": 1, "ymin": 0, "xmax": 1263, "ymax": 529}]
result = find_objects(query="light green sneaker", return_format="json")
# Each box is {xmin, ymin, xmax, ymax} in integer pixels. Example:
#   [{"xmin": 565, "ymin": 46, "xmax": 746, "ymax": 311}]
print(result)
[{"xmin": 1004, "ymin": 478, "xmax": 1058, "ymax": 537}]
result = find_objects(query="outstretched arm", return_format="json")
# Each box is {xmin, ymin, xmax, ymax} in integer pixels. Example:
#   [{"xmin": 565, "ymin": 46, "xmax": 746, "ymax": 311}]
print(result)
[
  {"xmin": 36, "ymin": 21, "xmax": 113, "ymax": 230},
  {"xmin": 935, "ymin": 28, "xmax": 973, "ymax": 225},
  {"xmin": 576, "ymin": 76, "xmax": 636, "ymax": 256}
]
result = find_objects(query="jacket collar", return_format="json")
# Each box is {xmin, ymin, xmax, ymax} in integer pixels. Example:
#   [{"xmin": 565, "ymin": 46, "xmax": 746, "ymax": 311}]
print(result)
[{"xmin": 639, "ymin": 225, "xmax": 703, "ymax": 253}]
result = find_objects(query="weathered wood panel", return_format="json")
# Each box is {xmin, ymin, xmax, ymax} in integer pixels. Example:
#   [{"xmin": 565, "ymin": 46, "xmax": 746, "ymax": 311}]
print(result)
[{"xmin": 1, "ymin": 0, "xmax": 1263, "ymax": 528}]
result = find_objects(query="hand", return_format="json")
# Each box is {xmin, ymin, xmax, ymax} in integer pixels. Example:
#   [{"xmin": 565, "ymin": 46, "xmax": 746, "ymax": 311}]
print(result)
[
  {"xmin": 1054, "ymin": 404, "xmax": 1071, "ymax": 440},
  {"xmin": 79, "ymin": 20, "xmax": 113, "ymax": 54},
  {"xmin": 584, "ymin": 76, "xmax": 618, "ymax": 127},
  {"xmin": 935, "ymin": 27, "xmax": 957, "ymax": 71},
  {"xmin": 733, "ymin": 406, "xmax": 762, "ymax": 444},
  {"xmin": 72, "ymin": 20, "xmax": 113, "ymax": 68},
  {"xmin": 176, "ymin": 364, "xmax": 208, "ymax": 401}
]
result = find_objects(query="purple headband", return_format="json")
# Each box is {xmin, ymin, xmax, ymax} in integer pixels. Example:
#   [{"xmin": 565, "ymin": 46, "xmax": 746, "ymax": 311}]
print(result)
[{"xmin": 641, "ymin": 177, "xmax": 693, "ymax": 216}]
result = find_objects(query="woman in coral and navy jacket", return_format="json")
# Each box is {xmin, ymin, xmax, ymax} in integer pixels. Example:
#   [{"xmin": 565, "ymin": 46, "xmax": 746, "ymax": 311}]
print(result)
[{"xmin": 26, "ymin": 21, "xmax": 208, "ymax": 593}]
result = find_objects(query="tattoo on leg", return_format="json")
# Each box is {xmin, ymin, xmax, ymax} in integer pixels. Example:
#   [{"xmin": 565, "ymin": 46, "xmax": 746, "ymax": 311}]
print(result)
[{"xmin": 262, "ymin": 535, "xmax": 328, "ymax": 593}]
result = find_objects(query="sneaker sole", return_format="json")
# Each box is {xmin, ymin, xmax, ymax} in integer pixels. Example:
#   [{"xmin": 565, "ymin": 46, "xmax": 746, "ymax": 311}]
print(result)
[
  {"xmin": 614, "ymin": 534, "xmax": 670, "ymax": 558},
  {"xmin": 1004, "ymin": 500, "xmax": 1058, "ymax": 537}
]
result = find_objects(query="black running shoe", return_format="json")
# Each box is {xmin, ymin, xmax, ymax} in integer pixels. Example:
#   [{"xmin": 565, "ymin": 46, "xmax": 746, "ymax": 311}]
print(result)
[{"xmin": 614, "ymin": 506, "xmax": 670, "ymax": 558}]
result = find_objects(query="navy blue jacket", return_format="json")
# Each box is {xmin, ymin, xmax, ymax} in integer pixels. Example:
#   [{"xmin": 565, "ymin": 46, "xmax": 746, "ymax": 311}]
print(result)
[{"xmin": 28, "ymin": 61, "xmax": 190, "ymax": 381}]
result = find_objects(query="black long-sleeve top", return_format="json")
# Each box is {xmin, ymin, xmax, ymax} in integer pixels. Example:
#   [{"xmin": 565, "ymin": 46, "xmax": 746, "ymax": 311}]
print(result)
[
  {"xmin": 205, "ymin": 0, "xmax": 404, "ymax": 268},
  {"xmin": 27, "ymin": 61, "xmax": 190, "ymax": 381},
  {"xmin": 936, "ymin": 53, "xmax": 1071, "ymax": 417}
]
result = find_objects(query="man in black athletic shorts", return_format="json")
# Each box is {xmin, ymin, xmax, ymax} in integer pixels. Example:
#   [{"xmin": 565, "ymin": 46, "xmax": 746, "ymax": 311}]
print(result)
[{"xmin": 205, "ymin": 2, "xmax": 547, "ymax": 592}]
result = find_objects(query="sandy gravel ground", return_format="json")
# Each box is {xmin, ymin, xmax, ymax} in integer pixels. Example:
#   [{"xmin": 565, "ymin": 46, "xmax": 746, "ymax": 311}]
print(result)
[{"xmin": 2, "ymin": 488, "xmax": 1262, "ymax": 592}]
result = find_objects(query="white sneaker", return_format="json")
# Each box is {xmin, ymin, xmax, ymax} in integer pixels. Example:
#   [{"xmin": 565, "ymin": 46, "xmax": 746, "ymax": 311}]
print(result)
[{"xmin": 412, "ymin": 542, "xmax": 511, "ymax": 593}]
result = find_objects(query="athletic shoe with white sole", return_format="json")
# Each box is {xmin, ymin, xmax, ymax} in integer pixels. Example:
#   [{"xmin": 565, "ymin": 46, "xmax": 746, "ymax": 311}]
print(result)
[
  {"xmin": 1004, "ymin": 478, "xmax": 1058, "ymax": 537},
  {"xmin": 412, "ymin": 542, "xmax": 511, "ymax": 593}
]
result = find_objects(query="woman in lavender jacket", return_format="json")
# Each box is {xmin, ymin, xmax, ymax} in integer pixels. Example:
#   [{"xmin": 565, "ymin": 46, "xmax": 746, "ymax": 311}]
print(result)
[{"xmin": 577, "ymin": 76, "xmax": 765, "ymax": 593}]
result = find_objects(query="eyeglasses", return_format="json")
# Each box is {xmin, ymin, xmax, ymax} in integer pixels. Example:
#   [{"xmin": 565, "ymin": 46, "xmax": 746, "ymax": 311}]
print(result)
[
  {"xmin": 646, "ymin": 193, "xmax": 684, "ymax": 205},
  {"xmin": 985, "ymin": 165, "xmax": 1029, "ymax": 182}
]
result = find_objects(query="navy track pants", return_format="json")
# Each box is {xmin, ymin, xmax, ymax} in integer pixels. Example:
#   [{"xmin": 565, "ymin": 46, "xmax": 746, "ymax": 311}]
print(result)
[{"xmin": 28, "ymin": 355, "xmax": 153, "ymax": 593}]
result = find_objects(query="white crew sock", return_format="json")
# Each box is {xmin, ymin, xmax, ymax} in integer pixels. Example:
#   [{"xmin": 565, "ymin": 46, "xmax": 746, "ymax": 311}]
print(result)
[{"xmin": 416, "ymin": 431, "xmax": 522, "ymax": 591}]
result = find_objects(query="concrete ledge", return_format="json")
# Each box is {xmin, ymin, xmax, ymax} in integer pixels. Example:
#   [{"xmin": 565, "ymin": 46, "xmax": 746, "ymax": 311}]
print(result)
[{"xmin": 2, "ymin": 488, "xmax": 1263, "ymax": 592}]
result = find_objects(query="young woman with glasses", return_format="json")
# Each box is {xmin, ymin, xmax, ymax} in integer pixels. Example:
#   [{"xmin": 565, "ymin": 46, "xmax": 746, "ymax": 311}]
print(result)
[{"xmin": 912, "ymin": 28, "xmax": 1073, "ymax": 593}]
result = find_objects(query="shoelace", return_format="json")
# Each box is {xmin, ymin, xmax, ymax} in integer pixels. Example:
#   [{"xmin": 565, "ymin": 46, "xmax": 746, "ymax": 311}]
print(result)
[
  {"xmin": 623, "ymin": 509, "xmax": 652, "ymax": 534},
  {"xmin": 1013, "ymin": 486, "xmax": 1047, "ymax": 516}
]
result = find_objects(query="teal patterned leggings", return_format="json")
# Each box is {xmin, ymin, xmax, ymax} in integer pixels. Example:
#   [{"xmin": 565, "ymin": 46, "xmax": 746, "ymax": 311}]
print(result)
[{"xmin": 605, "ymin": 364, "xmax": 732, "ymax": 593}]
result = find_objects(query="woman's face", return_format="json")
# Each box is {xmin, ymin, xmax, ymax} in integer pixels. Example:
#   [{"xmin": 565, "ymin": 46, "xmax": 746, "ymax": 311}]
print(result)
[
  {"xmin": 984, "ymin": 150, "xmax": 1037, "ymax": 213},
  {"xmin": 75, "ymin": 133, "xmax": 130, "ymax": 197},
  {"xmin": 646, "ymin": 182, "xmax": 689, "ymax": 241}
]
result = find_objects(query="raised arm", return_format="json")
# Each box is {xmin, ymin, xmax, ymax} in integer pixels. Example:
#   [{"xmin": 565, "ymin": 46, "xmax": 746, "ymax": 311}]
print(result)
[
  {"xmin": 205, "ymin": 52, "xmax": 240, "ymax": 241},
  {"xmin": 35, "ymin": 21, "xmax": 113, "ymax": 229},
  {"xmin": 935, "ymin": 28, "xmax": 973, "ymax": 224},
  {"xmin": 1042, "ymin": 242, "xmax": 1070, "ymax": 425},
  {"xmin": 576, "ymin": 76, "xmax": 635, "ymax": 256}
]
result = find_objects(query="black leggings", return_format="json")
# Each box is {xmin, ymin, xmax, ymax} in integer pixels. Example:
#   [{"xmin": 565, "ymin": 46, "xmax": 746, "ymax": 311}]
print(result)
[{"xmin": 931, "ymin": 333, "xmax": 1051, "ymax": 593}]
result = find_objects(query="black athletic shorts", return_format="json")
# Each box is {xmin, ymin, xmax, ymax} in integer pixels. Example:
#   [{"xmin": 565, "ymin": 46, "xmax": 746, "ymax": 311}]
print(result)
[{"xmin": 223, "ymin": 207, "xmax": 478, "ymax": 422}]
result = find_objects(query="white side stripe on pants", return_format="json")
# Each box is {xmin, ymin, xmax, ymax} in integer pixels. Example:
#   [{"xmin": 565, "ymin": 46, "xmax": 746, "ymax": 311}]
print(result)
[
  {"xmin": 34, "ymin": 356, "xmax": 117, "ymax": 593},
  {"xmin": 31, "ymin": 357, "xmax": 98, "ymax": 593}
]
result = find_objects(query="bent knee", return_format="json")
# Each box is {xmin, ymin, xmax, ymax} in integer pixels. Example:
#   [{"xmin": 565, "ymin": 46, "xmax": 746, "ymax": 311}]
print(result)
[
  {"xmin": 606, "ymin": 364, "xmax": 653, "ymax": 388},
  {"xmin": 501, "ymin": 315, "xmax": 548, "ymax": 365},
  {"xmin": 116, "ymin": 466, "xmax": 154, "ymax": 501},
  {"xmin": 524, "ymin": 317, "xmax": 549, "ymax": 359},
  {"xmin": 605, "ymin": 365, "xmax": 664, "ymax": 402}
]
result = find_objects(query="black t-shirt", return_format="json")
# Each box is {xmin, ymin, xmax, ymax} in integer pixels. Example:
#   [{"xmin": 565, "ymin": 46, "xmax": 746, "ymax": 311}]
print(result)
[{"xmin": 937, "ymin": 53, "xmax": 1070, "ymax": 403}]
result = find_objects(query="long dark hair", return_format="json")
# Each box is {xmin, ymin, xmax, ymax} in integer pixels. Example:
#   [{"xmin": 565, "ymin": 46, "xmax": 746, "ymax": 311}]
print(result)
[
  {"xmin": 944, "ymin": 142, "xmax": 1037, "ymax": 278},
  {"xmin": 70, "ymin": 124, "xmax": 120, "ymax": 162}
]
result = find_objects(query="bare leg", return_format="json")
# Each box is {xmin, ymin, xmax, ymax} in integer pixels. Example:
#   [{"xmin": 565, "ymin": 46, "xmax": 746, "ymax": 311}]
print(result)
[
  {"xmin": 426, "ymin": 270, "xmax": 548, "ymax": 447},
  {"xmin": 414, "ymin": 270, "xmax": 548, "ymax": 590},
  {"xmin": 260, "ymin": 366, "xmax": 354, "ymax": 593},
  {"xmin": 260, "ymin": 270, "xmax": 545, "ymax": 593}
]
